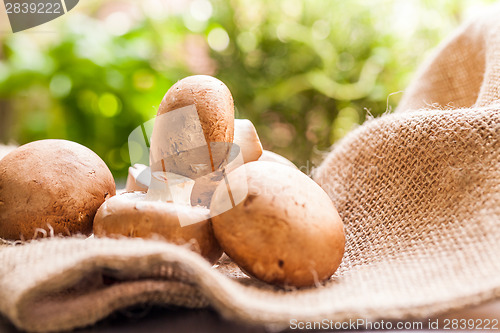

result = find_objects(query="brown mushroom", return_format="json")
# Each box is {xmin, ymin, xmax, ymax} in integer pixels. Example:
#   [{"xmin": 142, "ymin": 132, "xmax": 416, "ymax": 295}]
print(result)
[
  {"xmin": 93, "ymin": 192, "xmax": 222, "ymax": 264},
  {"xmin": 210, "ymin": 161, "xmax": 345, "ymax": 287},
  {"xmin": 158, "ymin": 75, "xmax": 234, "ymax": 145},
  {"xmin": 150, "ymin": 75, "xmax": 234, "ymax": 179},
  {"xmin": 234, "ymin": 119, "xmax": 263, "ymax": 163},
  {"xmin": 148, "ymin": 75, "xmax": 237, "ymax": 205},
  {"xmin": 0, "ymin": 139, "xmax": 115, "ymax": 240}
]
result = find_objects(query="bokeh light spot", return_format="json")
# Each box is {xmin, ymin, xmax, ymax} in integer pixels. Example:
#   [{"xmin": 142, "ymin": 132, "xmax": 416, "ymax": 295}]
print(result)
[
  {"xmin": 190, "ymin": 0, "xmax": 213, "ymax": 22},
  {"xmin": 98, "ymin": 93, "xmax": 122, "ymax": 117},
  {"xmin": 237, "ymin": 31, "xmax": 257, "ymax": 52},
  {"xmin": 133, "ymin": 70, "xmax": 156, "ymax": 91},
  {"xmin": 105, "ymin": 12, "xmax": 132, "ymax": 36},
  {"xmin": 312, "ymin": 20, "xmax": 330, "ymax": 40},
  {"xmin": 331, "ymin": 107, "xmax": 359, "ymax": 143},
  {"xmin": 49, "ymin": 74, "xmax": 72, "ymax": 98},
  {"xmin": 207, "ymin": 27, "xmax": 230, "ymax": 51}
]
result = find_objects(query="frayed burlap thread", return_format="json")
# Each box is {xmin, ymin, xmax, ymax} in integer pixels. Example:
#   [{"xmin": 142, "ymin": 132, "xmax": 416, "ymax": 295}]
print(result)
[{"xmin": 1, "ymin": 6, "xmax": 500, "ymax": 333}]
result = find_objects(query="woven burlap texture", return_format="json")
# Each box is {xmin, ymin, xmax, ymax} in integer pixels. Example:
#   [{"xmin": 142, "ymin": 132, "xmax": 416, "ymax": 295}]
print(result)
[{"xmin": 1, "ymin": 7, "xmax": 500, "ymax": 333}]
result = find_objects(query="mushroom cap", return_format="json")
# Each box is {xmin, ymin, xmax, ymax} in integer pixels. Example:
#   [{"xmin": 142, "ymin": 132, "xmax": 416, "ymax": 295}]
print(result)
[
  {"xmin": 0, "ymin": 139, "xmax": 115, "ymax": 240},
  {"xmin": 93, "ymin": 192, "xmax": 223, "ymax": 264},
  {"xmin": 210, "ymin": 161, "xmax": 345, "ymax": 287},
  {"xmin": 158, "ymin": 75, "xmax": 234, "ymax": 145},
  {"xmin": 150, "ymin": 75, "xmax": 235, "ymax": 185},
  {"xmin": 234, "ymin": 119, "xmax": 263, "ymax": 163}
]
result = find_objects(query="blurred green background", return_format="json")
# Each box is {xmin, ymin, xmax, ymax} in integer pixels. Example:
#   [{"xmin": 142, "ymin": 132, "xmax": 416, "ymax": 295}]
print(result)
[{"xmin": 0, "ymin": 0, "xmax": 494, "ymax": 180}]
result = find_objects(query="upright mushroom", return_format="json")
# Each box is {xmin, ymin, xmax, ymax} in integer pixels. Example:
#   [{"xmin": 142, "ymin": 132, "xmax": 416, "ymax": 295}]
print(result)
[
  {"xmin": 150, "ymin": 75, "xmax": 234, "ymax": 179},
  {"xmin": 148, "ymin": 75, "xmax": 238, "ymax": 206}
]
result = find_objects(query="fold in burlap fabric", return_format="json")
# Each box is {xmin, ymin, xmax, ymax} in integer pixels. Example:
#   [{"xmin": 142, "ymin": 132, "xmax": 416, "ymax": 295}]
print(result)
[{"xmin": 1, "ymin": 7, "xmax": 500, "ymax": 333}]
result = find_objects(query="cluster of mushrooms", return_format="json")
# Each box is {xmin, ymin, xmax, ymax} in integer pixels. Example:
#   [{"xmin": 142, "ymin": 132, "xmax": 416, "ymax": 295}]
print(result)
[{"xmin": 0, "ymin": 75, "xmax": 345, "ymax": 287}]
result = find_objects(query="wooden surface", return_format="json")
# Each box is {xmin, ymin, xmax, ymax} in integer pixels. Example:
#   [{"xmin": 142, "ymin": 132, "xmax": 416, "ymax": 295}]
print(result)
[{"xmin": 1, "ymin": 300, "xmax": 498, "ymax": 332}]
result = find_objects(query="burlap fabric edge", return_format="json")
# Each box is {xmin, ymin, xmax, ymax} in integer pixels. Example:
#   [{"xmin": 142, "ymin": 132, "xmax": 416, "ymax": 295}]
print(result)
[{"xmin": 0, "ymin": 236, "xmax": 499, "ymax": 333}]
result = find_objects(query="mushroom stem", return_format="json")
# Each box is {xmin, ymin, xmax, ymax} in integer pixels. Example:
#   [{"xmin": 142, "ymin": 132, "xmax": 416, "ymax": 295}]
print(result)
[
  {"xmin": 146, "ymin": 171, "xmax": 195, "ymax": 206},
  {"xmin": 126, "ymin": 164, "xmax": 150, "ymax": 192}
]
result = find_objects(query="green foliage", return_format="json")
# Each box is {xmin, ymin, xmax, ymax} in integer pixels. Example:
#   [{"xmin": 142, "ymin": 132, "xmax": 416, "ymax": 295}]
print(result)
[{"xmin": 0, "ymin": 0, "xmax": 494, "ymax": 178}]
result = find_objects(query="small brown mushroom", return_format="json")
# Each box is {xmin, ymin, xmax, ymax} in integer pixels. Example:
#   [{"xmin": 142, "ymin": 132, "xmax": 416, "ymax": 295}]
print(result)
[
  {"xmin": 93, "ymin": 192, "xmax": 222, "ymax": 264},
  {"xmin": 210, "ymin": 161, "xmax": 345, "ymax": 287},
  {"xmin": 148, "ymin": 75, "xmax": 237, "ymax": 205},
  {"xmin": 0, "ymin": 139, "xmax": 115, "ymax": 240},
  {"xmin": 158, "ymin": 75, "xmax": 234, "ymax": 146},
  {"xmin": 234, "ymin": 119, "xmax": 263, "ymax": 163}
]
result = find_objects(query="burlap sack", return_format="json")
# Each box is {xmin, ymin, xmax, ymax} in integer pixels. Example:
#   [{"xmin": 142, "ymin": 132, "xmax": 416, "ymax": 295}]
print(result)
[{"xmin": 1, "ymin": 7, "xmax": 499, "ymax": 333}]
